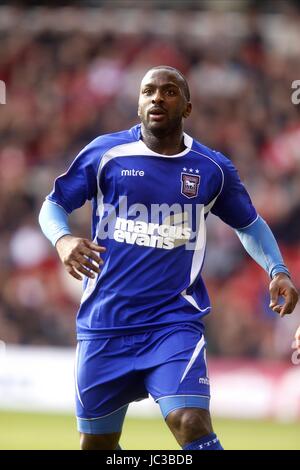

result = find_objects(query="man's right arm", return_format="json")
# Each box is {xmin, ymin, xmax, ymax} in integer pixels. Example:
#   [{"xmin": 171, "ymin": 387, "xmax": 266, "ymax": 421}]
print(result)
[{"xmin": 39, "ymin": 199, "xmax": 105, "ymax": 280}]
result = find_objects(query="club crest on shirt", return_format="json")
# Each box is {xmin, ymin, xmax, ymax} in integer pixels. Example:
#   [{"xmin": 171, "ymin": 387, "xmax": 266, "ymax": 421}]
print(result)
[{"xmin": 181, "ymin": 173, "xmax": 200, "ymax": 198}]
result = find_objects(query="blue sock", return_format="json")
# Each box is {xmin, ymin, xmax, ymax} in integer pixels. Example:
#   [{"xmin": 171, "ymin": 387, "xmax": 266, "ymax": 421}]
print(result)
[{"xmin": 183, "ymin": 432, "xmax": 223, "ymax": 450}]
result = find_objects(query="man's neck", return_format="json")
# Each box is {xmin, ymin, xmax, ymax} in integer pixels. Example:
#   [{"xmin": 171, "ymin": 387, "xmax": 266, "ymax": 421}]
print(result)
[{"xmin": 141, "ymin": 125, "xmax": 186, "ymax": 155}]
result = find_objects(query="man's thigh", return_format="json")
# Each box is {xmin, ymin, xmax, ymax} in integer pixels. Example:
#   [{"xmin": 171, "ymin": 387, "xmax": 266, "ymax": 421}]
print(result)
[
  {"xmin": 142, "ymin": 324, "xmax": 210, "ymax": 418},
  {"xmin": 75, "ymin": 338, "xmax": 148, "ymax": 434}
]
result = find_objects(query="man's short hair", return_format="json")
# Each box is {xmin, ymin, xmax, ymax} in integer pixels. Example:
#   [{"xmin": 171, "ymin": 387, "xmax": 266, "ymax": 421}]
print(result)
[{"xmin": 147, "ymin": 65, "xmax": 191, "ymax": 101}]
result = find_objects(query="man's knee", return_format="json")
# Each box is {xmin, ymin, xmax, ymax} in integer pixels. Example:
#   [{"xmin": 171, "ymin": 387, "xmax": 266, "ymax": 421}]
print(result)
[
  {"xmin": 80, "ymin": 432, "xmax": 120, "ymax": 450},
  {"xmin": 166, "ymin": 408, "xmax": 213, "ymax": 445}
]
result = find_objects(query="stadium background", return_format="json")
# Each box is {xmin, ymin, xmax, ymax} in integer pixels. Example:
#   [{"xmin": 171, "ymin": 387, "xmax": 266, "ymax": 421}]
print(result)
[{"xmin": 0, "ymin": 0, "xmax": 300, "ymax": 449}]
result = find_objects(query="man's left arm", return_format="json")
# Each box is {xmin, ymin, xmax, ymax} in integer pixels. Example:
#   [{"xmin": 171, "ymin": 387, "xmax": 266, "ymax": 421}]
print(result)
[{"xmin": 235, "ymin": 215, "xmax": 299, "ymax": 317}]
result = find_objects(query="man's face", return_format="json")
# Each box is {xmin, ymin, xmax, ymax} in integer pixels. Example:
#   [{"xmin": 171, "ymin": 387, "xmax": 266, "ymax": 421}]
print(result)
[{"xmin": 138, "ymin": 69, "xmax": 191, "ymax": 134}]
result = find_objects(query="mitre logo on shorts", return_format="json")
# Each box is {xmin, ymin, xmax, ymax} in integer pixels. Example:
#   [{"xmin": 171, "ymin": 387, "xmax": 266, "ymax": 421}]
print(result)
[{"xmin": 181, "ymin": 173, "xmax": 200, "ymax": 199}]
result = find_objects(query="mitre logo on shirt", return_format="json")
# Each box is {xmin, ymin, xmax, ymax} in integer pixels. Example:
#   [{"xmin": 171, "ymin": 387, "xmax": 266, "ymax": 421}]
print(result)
[
  {"xmin": 113, "ymin": 217, "xmax": 191, "ymax": 250},
  {"xmin": 121, "ymin": 169, "xmax": 145, "ymax": 176},
  {"xmin": 181, "ymin": 171, "xmax": 200, "ymax": 199}
]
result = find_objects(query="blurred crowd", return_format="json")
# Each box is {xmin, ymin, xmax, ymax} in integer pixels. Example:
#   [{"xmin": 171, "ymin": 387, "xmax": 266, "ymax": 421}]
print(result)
[{"xmin": 0, "ymin": 6, "xmax": 300, "ymax": 359}]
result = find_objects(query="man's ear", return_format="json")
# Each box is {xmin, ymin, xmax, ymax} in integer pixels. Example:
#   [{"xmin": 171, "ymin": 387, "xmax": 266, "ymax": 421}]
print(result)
[{"xmin": 183, "ymin": 102, "xmax": 192, "ymax": 119}]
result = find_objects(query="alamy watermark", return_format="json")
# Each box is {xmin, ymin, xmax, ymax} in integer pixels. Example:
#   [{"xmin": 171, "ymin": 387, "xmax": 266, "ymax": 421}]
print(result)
[
  {"xmin": 0, "ymin": 340, "xmax": 6, "ymax": 367},
  {"xmin": 95, "ymin": 197, "xmax": 205, "ymax": 251},
  {"xmin": 0, "ymin": 80, "xmax": 6, "ymax": 104},
  {"xmin": 291, "ymin": 80, "xmax": 300, "ymax": 105},
  {"xmin": 291, "ymin": 339, "xmax": 300, "ymax": 365}
]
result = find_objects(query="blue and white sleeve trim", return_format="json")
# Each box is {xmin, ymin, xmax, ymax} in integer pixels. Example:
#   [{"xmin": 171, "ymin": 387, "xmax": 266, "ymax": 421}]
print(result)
[{"xmin": 235, "ymin": 215, "xmax": 290, "ymax": 279}]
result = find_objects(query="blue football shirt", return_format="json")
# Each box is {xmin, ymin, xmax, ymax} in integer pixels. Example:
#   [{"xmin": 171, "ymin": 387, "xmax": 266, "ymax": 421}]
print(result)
[{"xmin": 47, "ymin": 124, "xmax": 257, "ymax": 339}]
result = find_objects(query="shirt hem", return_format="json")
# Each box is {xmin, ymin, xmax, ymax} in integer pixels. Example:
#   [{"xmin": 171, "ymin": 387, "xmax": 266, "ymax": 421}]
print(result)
[{"xmin": 76, "ymin": 319, "xmax": 207, "ymax": 340}]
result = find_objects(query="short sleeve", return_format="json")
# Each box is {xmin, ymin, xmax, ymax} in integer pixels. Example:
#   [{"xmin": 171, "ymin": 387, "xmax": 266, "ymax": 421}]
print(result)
[
  {"xmin": 47, "ymin": 144, "xmax": 100, "ymax": 214},
  {"xmin": 211, "ymin": 154, "xmax": 257, "ymax": 229}
]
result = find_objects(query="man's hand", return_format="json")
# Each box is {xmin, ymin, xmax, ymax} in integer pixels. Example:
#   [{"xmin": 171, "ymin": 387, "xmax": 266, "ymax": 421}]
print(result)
[
  {"xmin": 55, "ymin": 235, "xmax": 106, "ymax": 281},
  {"xmin": 269, "ymin": 273, "xmax": 299, "ymax": 317}
]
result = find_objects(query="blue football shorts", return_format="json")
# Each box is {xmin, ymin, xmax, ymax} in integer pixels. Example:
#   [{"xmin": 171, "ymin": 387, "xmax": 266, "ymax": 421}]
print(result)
[{"xmin": 75, "ymin": 322, "xmax": 210, "ymax": 434}]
